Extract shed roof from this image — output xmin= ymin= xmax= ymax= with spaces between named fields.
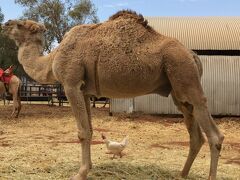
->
xmin=146 ymin=17 xmax=240 ymax=50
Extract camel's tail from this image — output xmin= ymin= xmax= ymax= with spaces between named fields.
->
xmin=192 ymin=51 xmax=203 ymax=78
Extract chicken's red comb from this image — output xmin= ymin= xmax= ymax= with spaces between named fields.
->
xmin=101 ymin=133 xmax=106 ymax=139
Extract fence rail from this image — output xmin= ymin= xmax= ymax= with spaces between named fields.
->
xmin=3 ymin=83 xmax=108 ymax=107
xmin=5 ymin=84 xmax=67 ymax=106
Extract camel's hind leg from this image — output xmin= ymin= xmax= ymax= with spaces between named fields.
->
xmin=172 ymin=93 xmax=205 ymax=177
xmin=165 ymin=52 xmax=224 ymax=179
xmin=172 ymin=90 xmax=224 ymax=179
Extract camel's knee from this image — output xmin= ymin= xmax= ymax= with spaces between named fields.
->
xmin=77 ymin=130 xmax=92 ymax=142
xmin=78 ymin=130 xmax=86 ymax=142
xmin=209 ymin=134 xmax=224 ymax=152
xmin=191 ymin=96 xmax=208 ymax=109
xmin=217 ymin=133 xmax=224 ymax=147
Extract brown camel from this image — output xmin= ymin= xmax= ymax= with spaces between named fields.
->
xmin=2 ymin=10 xmax=224 ymax=180
xmin=0 ymin=75 xmax=21 ymax=118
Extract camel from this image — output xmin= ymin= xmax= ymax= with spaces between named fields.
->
xmin=0 ymin=74 xmax=21 ymax=118
xmin=2 ymin=10 xmax=224 ymax=180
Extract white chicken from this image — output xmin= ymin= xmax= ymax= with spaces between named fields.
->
xmin=101 ymin=133 xmax=128 ymax=159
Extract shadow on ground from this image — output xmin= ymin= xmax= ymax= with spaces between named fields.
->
xmin=65 ymin=162 xmax=201 ymax=180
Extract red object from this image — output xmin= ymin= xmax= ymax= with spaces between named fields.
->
xmin=0 ymin=69 xmax=3 ymax=78
xmin=1 ymin=75 xmax=13 ymax=84
xmin=0 ymin=67 xmax=13 ymax=84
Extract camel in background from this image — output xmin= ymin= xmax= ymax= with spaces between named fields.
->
xmin=2 ymin=10 xmax=224 ymax=180
xmin=0 ymin=67 xmax=21 ymax=118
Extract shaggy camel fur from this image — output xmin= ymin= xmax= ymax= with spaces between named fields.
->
xmin=2 ymin=10 xmax=224 ymax=180
xmin=0 ymin=75 xmax=21 ymax=118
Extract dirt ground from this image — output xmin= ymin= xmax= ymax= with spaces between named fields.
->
xmin=0 ymin=102 xmax=239 ymax=180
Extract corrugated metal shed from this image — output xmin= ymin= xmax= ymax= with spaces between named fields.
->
xmin=146 ymin=17 xmax=240 ymax=50
xmin=110 ymin=17 xmax=240 ymax=115
xmin=110 ymin=56 xmax=240 ymax=115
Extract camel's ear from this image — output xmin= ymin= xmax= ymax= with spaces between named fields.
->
xmin=23 ymin=20 xmax=46 ymax=33
xmin=34 ymin=24 xmax=47 ymax=33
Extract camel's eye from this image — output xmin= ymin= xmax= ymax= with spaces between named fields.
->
xmin=17 ymin=23 xmax=23 ymax=28
xmin=5 ymin=21 xmax=11 ymax=26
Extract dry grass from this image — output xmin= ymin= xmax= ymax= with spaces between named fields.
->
xmin=0 ymin=103 xmax=239 ymax=180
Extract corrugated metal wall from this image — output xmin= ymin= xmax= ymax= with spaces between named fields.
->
xmin=110 ymin=56 xmax=240 ymax=115
xmin=110 ymin=98 xmax=134 ymax=113
xmin=146 ymin=17 xmax=240 ymax=50
xmin=201 ymin=56 xmax=240 ymax=115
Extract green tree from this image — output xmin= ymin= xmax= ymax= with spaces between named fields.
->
xmin=0 ymin=7 xmax=3 ymax=22
xmin=15 ymin=0 xmax=99 ymax=52
xmin=0 ymin=7 xmax=24 ymax=76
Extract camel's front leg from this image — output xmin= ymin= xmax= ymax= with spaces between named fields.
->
xmin=10 ymin=89 xmax=21 ymax=118
xmin=15 ymin=95 xmax=21 ymax=118
xmin=64 ymin=86 xmax=92 ymax=180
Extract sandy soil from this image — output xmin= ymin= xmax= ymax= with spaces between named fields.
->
xmin=0 ymin=103 xmax=239 ymax=180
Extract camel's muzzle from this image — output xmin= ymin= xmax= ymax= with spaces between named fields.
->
xmin=1 ymin=24 xmax=7 ymax=33
xmin=1 ymin=24 xmax=10 ymax=35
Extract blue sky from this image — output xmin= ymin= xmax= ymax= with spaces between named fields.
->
xmin=1 ymin=0 xmax=240 ymax=22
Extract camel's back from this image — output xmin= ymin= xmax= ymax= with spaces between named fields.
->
xmin=59 ymin=10 xmax=164 ymax=54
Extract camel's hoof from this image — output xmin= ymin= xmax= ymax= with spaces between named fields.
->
xmin=208 ymin=175 xmax=216 ymax=180
xmin=70 ymin=173 xmax=87 ymax=180
xmin=180 ymin=171 xmax=188 ymax=179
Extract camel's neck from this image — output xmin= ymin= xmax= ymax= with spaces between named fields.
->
xmin=18 ymin=42 xmax=57 ymax=84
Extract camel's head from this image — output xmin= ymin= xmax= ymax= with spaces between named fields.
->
xmin=2 ymin=19 xmax=46 ymax=46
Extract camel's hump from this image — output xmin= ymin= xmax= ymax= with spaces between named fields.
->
xmin=109 ymin=10 xmax=151 ymax=30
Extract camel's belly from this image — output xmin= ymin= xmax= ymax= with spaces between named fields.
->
xmin=100 ymin=85 xmax=157 ymax=98
xmin=100 ymin=88 xmax=154 ymax=98
xmin=98 ymin=71 xmax=161 ymax=98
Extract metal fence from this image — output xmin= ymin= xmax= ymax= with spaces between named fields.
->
xmin=4 ymin=84 xmax=67 ymax=106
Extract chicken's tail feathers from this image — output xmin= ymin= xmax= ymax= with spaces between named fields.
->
xmin=121 ymin=136 xmax=128 ymax=147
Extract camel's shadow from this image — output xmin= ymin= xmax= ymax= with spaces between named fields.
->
xmin=65 ymin=162 xmax=203 ymax=180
